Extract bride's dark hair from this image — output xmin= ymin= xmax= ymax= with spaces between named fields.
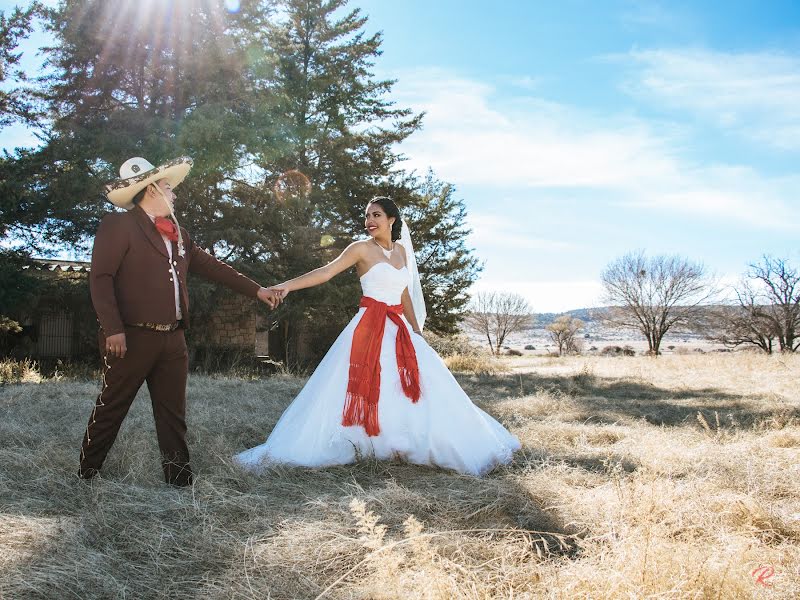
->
xmin=368 ymin=196 xmax=402 ymax=242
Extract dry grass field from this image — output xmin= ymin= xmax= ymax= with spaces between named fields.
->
xmin=1 ymin=353 xmax=798 ymax=599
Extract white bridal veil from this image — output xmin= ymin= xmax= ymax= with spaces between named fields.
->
xmin=398 ymin=219 xmax=427 ymax=331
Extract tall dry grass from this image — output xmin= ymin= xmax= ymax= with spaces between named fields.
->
xmin=0 ymin=354 xmax=798 ymax=598
xmin=0 ymin=358 xmax=43 ymax=384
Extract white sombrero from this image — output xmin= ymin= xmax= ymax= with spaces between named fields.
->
xmin=105 ymin=156 xmax=193 ymax=209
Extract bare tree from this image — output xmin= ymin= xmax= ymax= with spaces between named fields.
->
xmin=714 ymin=256 xmax=799 ymax=353
xmin=600 ymin=251 xmax=715 ymax=355
xmin=751 ymin=256 xmax=800 ymax=352
xmin=711 ymin=283 xmax=775 ymax=354
xmin=465 ymin=292 xmax=533 ymax=355
xmin=546 ymin=316 xmax=584 ymax=356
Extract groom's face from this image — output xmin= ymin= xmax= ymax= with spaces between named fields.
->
xmin=152 ymin=179 xmax=176 ymax=208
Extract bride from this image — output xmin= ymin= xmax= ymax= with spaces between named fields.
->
xmin=235 ymin=197 xmax=520 ymax=476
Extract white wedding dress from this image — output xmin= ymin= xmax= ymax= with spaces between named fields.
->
xmin=235 ymin=262 xmax=520 ymax=476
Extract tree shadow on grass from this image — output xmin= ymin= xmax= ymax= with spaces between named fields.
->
xmin=457 ymin=371 xmax=799 ymax=430
xmin=9 ymin=367 xmax=795 ymax=598
xmin=0 ymin=382 xmax=582 ymax=600
xmin=0 ymin=463 xmax=583 ymax=599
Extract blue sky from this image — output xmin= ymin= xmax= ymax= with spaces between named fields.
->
xmin=3 ymin=0 xmax=800 ymax=311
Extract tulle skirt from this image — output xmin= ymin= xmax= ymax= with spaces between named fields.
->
xmin=234 ymin=309 xmax=520 ymax=476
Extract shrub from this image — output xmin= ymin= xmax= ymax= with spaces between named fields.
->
xmin=0 ymin=358 xmax=42 ymax=384
xmin=444 ymin=353 xmax=509 ymax=375
xmin=423 ymin=332 xmax=482 ymax=358
xmin=524 ymin=344 xmax=535 ymax=350
xmin=506 ymin=349 xmax=522 ymax=356
xmin=0 ymin=316 xmax=22 ymax=335
xmin=44 ymin=359 xmax=100 ymax=380
xmin=572 ymin=363 xmax=596 ymax=386
xmin=600 ymin=345 xmax=636 ymax=357
xmin=568 ymin=338 xmax=585 ymax=355
xmin=190 ymin=346 xmax=287 ymax=378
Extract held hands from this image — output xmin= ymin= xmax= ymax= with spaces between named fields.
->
xmin=257 ymin=287 xmax=284 ymax=309
xmin=269 ymin=285 xmax=289 ymax=301
xmin=257 ymin=284 xmax=290 ymax=309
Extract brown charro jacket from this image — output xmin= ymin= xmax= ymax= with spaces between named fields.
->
xmin=90 ymin=205 xmax=261 ymax=335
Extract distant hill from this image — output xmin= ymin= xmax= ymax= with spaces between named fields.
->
xmin=461 ymin=305 xmax=724 ymax=348
xmin=531 ymin=306 xmax=723 ymax=332
xmin=533 ymin=307 xmax=609 ymax=326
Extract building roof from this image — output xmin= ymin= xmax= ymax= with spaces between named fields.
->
xmin=29 ymin=258 xmax=91 ymax=273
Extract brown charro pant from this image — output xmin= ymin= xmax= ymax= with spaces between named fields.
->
xmin=79 ymin=326 xmax=193 ymax=486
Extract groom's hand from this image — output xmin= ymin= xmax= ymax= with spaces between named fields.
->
xmin=257 ymin=287 xmax=282 ymax=309
xmin=105 ymin=333 xmax=127 ymax=358
xmin=268 ymin=286 xmax=289 ymax=302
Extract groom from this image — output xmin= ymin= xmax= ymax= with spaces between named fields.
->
xmin=79 ymin=156 xmax=280 ymax=486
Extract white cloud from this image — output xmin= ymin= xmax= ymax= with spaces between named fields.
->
xmin=396 ymin=70 xmax=678 ymax=189
xmin=392 ymin=67 xmax=800 ymax=231
xmin=386 ymin=66 xmax=799 ymax=311
xmin=623 ymin=48 xmax=800 ymax=149
xmin=623 ymin=165 xmax=800 ymax=230
xmin=621 ymin=2 xmax=673 ymax=27
xmin=466 ymin=213 xmax=576 ymax=252
xmin=504 ymin=75 xmax=543 ymax=91
xmin=618 ymin=0 xmax=694 ymax=31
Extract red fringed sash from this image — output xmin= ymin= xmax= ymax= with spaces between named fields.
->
xmin=344 ymin=296 xmax=421 ymax=436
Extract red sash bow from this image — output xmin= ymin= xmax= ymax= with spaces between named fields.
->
xmin=154 ymin=216 xmax=179 ymax=242
xmin=343 ymin=296 xmax=421 ymax=436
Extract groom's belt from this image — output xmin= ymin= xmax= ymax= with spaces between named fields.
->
xmin=128 ymin=321 xmax=182 ymax=332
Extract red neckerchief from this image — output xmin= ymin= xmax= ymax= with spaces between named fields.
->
xmin=154 ymin=216 xmax=178 ymax=242
xmin=343 ymin=296 xmax=421 ymax=436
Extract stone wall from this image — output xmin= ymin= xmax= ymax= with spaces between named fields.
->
xmin=206 ymin=294 xmax=259 ymax=352
xmin=254 ymin=311 xmax=270 ymax=356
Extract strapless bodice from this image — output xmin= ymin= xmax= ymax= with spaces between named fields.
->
xmin=359 ymin=262 xmax=410 ymax=305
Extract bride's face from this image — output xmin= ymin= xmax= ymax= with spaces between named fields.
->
xmin=364 ymin=203 xmax=394 ymax=239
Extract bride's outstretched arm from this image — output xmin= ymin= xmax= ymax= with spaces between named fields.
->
xmin=271 ymin=242 xmax=365 ymax=298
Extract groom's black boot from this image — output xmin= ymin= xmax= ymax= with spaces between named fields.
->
xmin=78 ymin=466 xmax=100 ymax=480
xmin=163 ymin=459 xmax=194 ymax=487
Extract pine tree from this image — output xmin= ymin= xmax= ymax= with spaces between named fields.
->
xmin=3 ymin=0 xmax=277 ymax=246
xmin=244 ymin=0 xmax=427 ymax=362
xmin=0 ymin=3 xmax=37 ymax=128
xmin=0 ymin=3 xmax=39 ymax=248
xmin=1 ymin=0 xmax=481 ymax=363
